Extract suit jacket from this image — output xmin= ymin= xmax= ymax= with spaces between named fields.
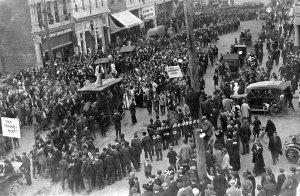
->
xmin=213 ymin=174 xmax=227 ymax=192
xmin=119 ymin=147 xmax=131 ymax=164
xmin=22 ymin=156 xmax=31 ymax=171
xmin=268 ymin=136 xmax=282 ymax=153
xmin=142 ymin=135 xmax=152 ymax=150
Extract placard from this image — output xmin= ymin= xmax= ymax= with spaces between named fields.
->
xmin=142 ymin=5 xmax=155 ymax=20
xmin=165 ymin=66 xmax=183 ymax=78
xmin=1 ymin=117 xmax=21 ymax=138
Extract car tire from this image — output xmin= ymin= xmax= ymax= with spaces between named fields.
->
xmin=285 ymin=148 xmax=299 ymax=164
xmin=8 ymin=181 xmax=21 ymax=196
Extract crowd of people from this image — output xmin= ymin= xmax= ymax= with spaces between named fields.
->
xmin=0 ymin=2 xmax=299 ymax=196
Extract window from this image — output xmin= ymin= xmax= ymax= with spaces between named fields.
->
xmin=95 ymin=0 xmax=98 ymax=8
xmin=82 ymin=0 xmax=85 ymax=10
xmin=110 ymin=0 xmax=114 ymax=4
xmin=101 ymin=0 xmax=104 ymax=6
xmin=36 ymin=3 xmax=43 ymax=28
xmin=62 ymin=0 xmax=67 ymax=15
xmin=54 ymin=1 xmax=59 ymax=22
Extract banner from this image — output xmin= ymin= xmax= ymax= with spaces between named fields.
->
xmin=1 ymin=117 xmax=21 ymax=138
xmin=165 ymin=66 xmax=183 ymax=78
xmin=157 ymin=119 xmax=201 ymax=131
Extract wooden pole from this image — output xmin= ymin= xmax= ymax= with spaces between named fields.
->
xmin=183 ymin=0 xmax=207 ymax=181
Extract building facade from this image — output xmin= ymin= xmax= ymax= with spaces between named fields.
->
xmin=28 ymin=0 xmax=110 ymax=66
xmin=0 ymin=0 xmax=36 ymax=73
xmin=294 ymin=0 xmax=300 ymax=49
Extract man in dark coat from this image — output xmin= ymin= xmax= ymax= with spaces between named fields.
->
xmin=141 ymin=132 xmax=153 ymax=162
xmin=58 ymin=155 xmax=69 ymax=190
xmin=93 ymin=155 xmax=105 ymax=189
xmin=21 ymin=152 xmax=32 ymax=186
xmin=240 ymin=118 xmax=251 ymax=155
xmin=104 ymin=153 xmax=115 ymax=185
xmin=131 ymin=134 xmax=142 ymax=169
xmin=112 ymin=110 xmax=122 ymax=139
xmin=268 ymin=132 xmax=282 ymax=165
xmin=119 ymin=143 xmax=132 ymax=176
xmin=265 ymin=118 xmax=276 ymax=138
xmin=213 ymin=168 xmax=228 ymax=196
xmin=47 ymin=151 xmax=58 ymax=184
xmin=111 ymin=145 xmax=122 ymax=180
xmin=81 ymin=155 xmax=92 ymax=192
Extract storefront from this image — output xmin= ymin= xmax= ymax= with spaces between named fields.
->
xmin=39 ymin=27 xmax=75 ymax=62
xmin=75 ymin=15 xmax=110 ymax=54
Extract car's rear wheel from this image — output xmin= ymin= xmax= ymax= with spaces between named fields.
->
xmin=8 ymin=181 xmax=20 ymax=196
xmin=285 ymin=148 xmax=299 ymax=164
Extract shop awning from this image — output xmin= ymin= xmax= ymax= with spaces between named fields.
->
xmin=109 ymin=11 xmax=142 ymax=33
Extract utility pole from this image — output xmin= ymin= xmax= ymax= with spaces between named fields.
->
xmin=183 ymin=0 xmax=207 ymax=182
xmin=42 ymin=0 xmax=54 ymax=67
xmin=0 ymin=38 xmax=6 ymax=74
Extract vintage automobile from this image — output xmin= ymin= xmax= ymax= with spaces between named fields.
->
xmin=78 ymin=77 xmax=125 ymax=125
xmin=0 ymin=161 xmax=23 ymax=196
xmin=231 ymin=81 xmax=291 ymax=116
xmin=284 ymin=135 xmax=300 ymax=164
xmin=222 ymin=54 xmax=240 ymax=78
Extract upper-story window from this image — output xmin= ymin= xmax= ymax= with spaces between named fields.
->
xmin=82 ymin=0 xmax=85 ymax=10
xmin=36 ymin=3 xmax=43 ymax=28
xmin=54 ymin=1 xmax=59 ymax=22
xmin=101 ymin=0 xmax=103 ymax=6
xmin=62 ymin=0 xmax=68 ymax=15
xmin=95 ymin=0 xmax=98 ymax=8
xmin=110 ymin=0 xmax=114 ymax=4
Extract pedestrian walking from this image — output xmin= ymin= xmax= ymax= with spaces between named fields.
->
xmin=129 ymin=100 xmax=137 ymax=125
xmin=268 ymin=132 xmax=282 ymax=165
xmin=252 ymin=139 xmax=265 ymax=176
xmin=21 ymin=152 xmax=32 ymax=186
xmin=112 ymin=110 xmax=122 ymax=140
xmin=167 ymin=146 xmax=177 ymax=171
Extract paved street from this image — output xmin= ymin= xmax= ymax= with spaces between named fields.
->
xmin=12 ymin=18 xmax=300 ymax=196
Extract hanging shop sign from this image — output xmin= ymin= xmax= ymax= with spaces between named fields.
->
xmin=43 ymin=28 xmax=73 ymax=39
xmin=142 ymin=5 xmax=156 ymax=20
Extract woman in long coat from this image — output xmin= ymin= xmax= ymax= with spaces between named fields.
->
xmin=129 ymin=100 xmax=137 ymax=125
xmin=252 ymin=139 xmax=265 ymax=176
xmin=230 ymin=136 xmax=241 ymax=171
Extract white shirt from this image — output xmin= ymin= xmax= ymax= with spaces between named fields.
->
xmin=221 ymin=153 xmax=230 ymax=169
xmin=241 ymin=103 xmax=250 ymax=118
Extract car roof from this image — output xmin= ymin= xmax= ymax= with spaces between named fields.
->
xmin=246 ymin=81 xmax=291 ymax=90
xmin=78 ymin=77 xmax=124 ymax=92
